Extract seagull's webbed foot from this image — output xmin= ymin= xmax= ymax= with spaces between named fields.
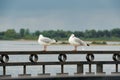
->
xmin=43 ymin=50 xmax=46 ymax=52
xmin=72 ymin=48 xmax=77 ymax=51
xmin=72 ymin=46 xmax=77 ymax=51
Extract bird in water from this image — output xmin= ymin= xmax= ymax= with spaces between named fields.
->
xmin=68 ymin=34 xmax=89 ymax=51
xmin=38 ymin=34 xmax=56 ymax=51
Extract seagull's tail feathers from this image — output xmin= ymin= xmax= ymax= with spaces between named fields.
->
xmin=51 ymin=39 xmax=57 ymax=44
xmin=87 ymin=44 xmax=90 ymax=46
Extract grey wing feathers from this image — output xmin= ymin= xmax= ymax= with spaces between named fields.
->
xmin=40 ymin=37 xmax=51 ymax=43
xmin=74 ymin=37 xmax=87 ymax=45
xmin=74 ymin=37 xmax=82 ymax=43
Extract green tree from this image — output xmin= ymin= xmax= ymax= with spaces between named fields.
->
xmin=0 ymin=32 xmax=5 ymax=39
xmin=84 ymin=30 xmax=97 ymax=38
xmin=90 ymin=30 xmax=97 ymax=38
xmin=4 ymin=29 xmax=18 ymax=39
xmin=96 ymin=30 xmax=104 ymax=38
xmin=1 ymin=28 xmax=120 ymax=40
xmin=25 ymin=29 xmax=30 ymax=35
xmin=103 ymin=30 xmax=111 ymax=37
xmin=74 ymin=31 xmax=84 ymax=38
xmin=55 ymin=30 xmax=67 ymax=38
xmin=84 ymin=30 xmax=92 ymax=38
xmin=111 ymin=28 xmax=120 ymax=37
xmin=19 ymin=28 xmax=25 ymax=37
xmin=34 ymin=30 xmax=41 ymax=36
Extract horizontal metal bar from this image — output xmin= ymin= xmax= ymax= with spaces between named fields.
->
xmin=0 ymin=61 xmax=120 ymax=66
xmin=0 ymin=51 xmax=120 ymax=55
xmin=1 ymin=74 xmax=120 ymax=80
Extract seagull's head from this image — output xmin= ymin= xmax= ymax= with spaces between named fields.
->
xmin=39 ymin=34 xmax=43 ymax=38
xmin=38 ymin=34 xmax=44 ymax=40
xmin=71 ymin=34 xmax=75 ymax=38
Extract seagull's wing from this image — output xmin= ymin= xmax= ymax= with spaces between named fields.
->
xmin=74 ymin=37 xmax=87 ymax=46
xmin=40 ymin=37 xmax=52 ymax=43
xmin=74 ymin=37 xmax=82 ymax=43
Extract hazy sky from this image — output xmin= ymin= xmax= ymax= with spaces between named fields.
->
xmin=0 ymin=0 xmax=120 ymax=32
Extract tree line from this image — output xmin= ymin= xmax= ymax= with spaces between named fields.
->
xmin=0 ymin=28 xmax=120 ymax=41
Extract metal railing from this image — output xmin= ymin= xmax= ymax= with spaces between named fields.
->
xmin=0 ymin=51 xmax=120 ymax=78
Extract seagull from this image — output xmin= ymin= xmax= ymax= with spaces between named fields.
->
xmin=38 ymin=34 xmax=56 ymax=51
xmin=68 ymin=34 xmax=89 ymax=51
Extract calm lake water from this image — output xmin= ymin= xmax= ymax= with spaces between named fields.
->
xmin=0 ymin=40 xmax=120 ymax=77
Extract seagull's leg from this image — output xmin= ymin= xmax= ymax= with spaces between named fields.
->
xmin=74 ymin=46 xmax=77 ymax=51
xmin=45 ymin=46 xmax=47 ymax=51
xmin=43 ymin=46 xmax=45 ymax=51
xmin=43 ymin=45 xmax=47 ymax=51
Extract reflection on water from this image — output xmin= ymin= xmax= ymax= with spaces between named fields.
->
xmin=0 ymin=41 xmax=120 ymax=77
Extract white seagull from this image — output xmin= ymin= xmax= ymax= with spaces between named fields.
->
xmin=68 ymin=34 xmax=89 ymax=51
xmin=38 ymin=34 xmax=56 ymax=51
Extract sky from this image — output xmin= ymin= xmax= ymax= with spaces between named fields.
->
xmin=0 ymin=0 xmax=120 ymax=32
